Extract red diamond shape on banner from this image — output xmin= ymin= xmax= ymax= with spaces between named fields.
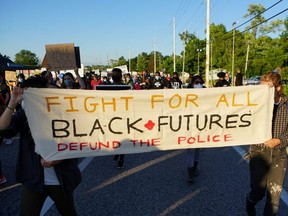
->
xmin=144 ymin=120 xmax=155 ymax=130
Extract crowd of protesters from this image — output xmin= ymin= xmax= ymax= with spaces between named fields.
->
xmin=0 ymin=67 xmax=287 ymax=216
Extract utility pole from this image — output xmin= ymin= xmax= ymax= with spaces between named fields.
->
xmin=154 ymin=37 xmax=156 ymax=72
xmin=197 ymin=48 xmax=203 ymax=74
xmin=210 ymin=39 xmax=213 ymax=71
xmin=245 ymin=41 xmax=250 ymax=79
xmin=210 ymin=39 xmax=213 ymax=86
xmin=129 ymin=47 xmax=131 ymax=72
xmin=182 ymin=30 xmax=187 ymax=82
xmin=232 ymin=21 xmax=237 ymax=86
xmin=205 ymin=0 xmax=210 ymax=87
xmin=173 ymin=17 xmax=176 ymax=72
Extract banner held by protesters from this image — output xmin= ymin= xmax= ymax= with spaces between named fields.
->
xmin=23 ymin=85 xmax=274 ymax=161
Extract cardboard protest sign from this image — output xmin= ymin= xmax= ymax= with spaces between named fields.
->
xmin=23 ymin=85 xmax=274 ymax=161
xmin=5 ymin=71 xmax=17 ymax=81
xmin=74 ymin=46 xmax=81 ymax=68
xmin=45 ymin=43 xmax=79 ymax=71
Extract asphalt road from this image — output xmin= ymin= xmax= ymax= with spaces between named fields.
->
xmin=0 ymin=137 xmax=287 ymax=216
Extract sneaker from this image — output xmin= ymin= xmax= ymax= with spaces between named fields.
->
xmin=117 ymin=159 xmax=125 ymax=169
xmin=5 ymin=138 xmax=13 ymax=145
xmin=0 ymin=176 xmax=7 ymax=185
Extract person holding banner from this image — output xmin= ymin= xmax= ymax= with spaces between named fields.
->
xmin=186 ymin=74 xmax=205 ymax=182
xmin=246 ymin=72 xmax=288 ymax=216
xmin=61 ymin=69 xmax=86 ymax=89
xmin=0 ymin=76 xmax=81 ymax=216
xmin=110 ymin=68 xmax=127 ymax=169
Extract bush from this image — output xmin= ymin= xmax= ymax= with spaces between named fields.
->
xmin=283 ymin=85 xmax=288 ymax=96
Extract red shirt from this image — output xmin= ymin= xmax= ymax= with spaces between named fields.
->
xmin=91 ymin=79 xmax=102 ymax=89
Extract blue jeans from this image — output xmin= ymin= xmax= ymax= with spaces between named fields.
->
xmin=187 ymin=149 xmax=200 ymax=168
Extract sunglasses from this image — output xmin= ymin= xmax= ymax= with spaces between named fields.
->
xmin=194 ymin=81 xmax=203 ymax=85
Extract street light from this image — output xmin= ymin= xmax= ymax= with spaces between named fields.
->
xmin=244 ymin=41 xmax=251 ymax=79
xmin=197 ymin=48 xmax=203 ymax=74
xmin=232 ymin=21 xmax=238 ymax=86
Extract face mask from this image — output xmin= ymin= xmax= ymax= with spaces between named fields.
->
xmin=194 ymin=84 xmax=203 ymax=88
xmin=18 ymin=78 xmax=23 ymax=83
xmin=155 ymin=76 xmax=160 ymax=80
xmin=64 ymin=80 xmax=74 ymax=87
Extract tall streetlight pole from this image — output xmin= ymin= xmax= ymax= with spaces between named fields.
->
xmin=154 ymin=37 xmax=156 ymax=72
xmin=128 ymin=47 xmax=131 ymax=72
xmin=245 ymin=41 xmax=251 ymax=79
xmin=205 ymin=0 xmax=210 ymax=87
xmin=197 ymin=48 xmax=203 ymax=74
xmin=232 ymin=21 xmax=237 ymax=86
xmin=182 ymin=30 xmax=187 ymax=83
xmin=173 ymin=17 xmax=176 ymax=72
xmin=210 ymin=39 xmax=213 ymax=86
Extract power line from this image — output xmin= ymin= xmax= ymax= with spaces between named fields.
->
xmin=228 ymin=0 xmax=283 ymax=33
xmin=239 ymin=7 xmax=288 ymax=35
xmin=183 ymin=0 xmax=205 ymax=31
xmin=218 ymin=7 xmax=288 ymax=42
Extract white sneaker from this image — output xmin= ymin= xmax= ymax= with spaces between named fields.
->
xmin=5 ymin=139 xmax=13 ymax=145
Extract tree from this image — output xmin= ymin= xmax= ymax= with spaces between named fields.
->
xmin=136 ymin=52 xmax=149 ymax=72
xmin=243 ymin=4 xmax=266 ymax=38
xmin=183 ymin=32 xmax=204 ymax=74
xmin=280 ymin=16 xmax=288 ymax=75
xmin=281 ymin=16 xmax=288 ymax=38
xmin=14 ymin=50 xmax=40 ymax=66
xmin=161 ymin=55 xmax=174 ymax=74
xmin=129 ymin=56 xmax=138 ymax=72
xmin=209 ymin=24 xmax=229 ymax=70
xmin=117 ymin=56 xmax=128 ymax=66
xmin=244 ymin=4 xmax=283 ymax=38
xmin=0 ymin=53 xmax=10 ymax=59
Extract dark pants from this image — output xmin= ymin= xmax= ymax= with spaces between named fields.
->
xmin=20 ymin=185 xmax=77 ymax=216
xmin=247 ymin=146 xmax=287 ymax=215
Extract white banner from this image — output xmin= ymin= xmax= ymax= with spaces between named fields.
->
xmin=23 ymin=85 xmax=274 ymax=160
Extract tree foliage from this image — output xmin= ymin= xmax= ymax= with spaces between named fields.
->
xmin=14 ymin=50 xmax=40 ymax=66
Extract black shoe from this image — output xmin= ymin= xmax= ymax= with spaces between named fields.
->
xmin=193 ymin=167 xmax=200 ymax=177
xmin=187 ymin=167 xmax=194 ymax=183
xmin=117 ymin=159 xmax=125 ymax=169
xmin=246 ymin=194 xmax=256 ymax=216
